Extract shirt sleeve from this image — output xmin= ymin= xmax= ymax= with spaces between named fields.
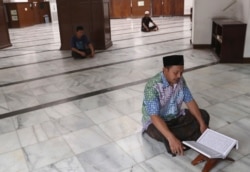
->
xmin=143 ymin=84 xmax=160 ymax=116
xmin=182 ymin=79 xmax=193 ymax=103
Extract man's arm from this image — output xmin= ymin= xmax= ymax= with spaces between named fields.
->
xmin=186 ymin=100 xmax=208 ymax=133
xmin=88 ymin=43 xmax=95 ymax=57
xmin=71 ymin=47 xmax=85 ymax=56
xmin=151 ymin=115 xmax=184 ymax=155
xmin=152 ymin=21 xmax=158 ymax=29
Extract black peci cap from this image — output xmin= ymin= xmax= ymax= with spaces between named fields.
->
xmin=163 ymin=55 xmax=184 ymax=67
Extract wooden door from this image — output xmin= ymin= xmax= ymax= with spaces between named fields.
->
xmin=162 ymin=0 xmax=173 ymax=16
xmin=174 ymin=0 xmax=184 ymax=16
xmin=152 ymin=0 xmax=162 ymax=17
xmin=110 ymin=0 xmax=131 ymax=18
xmin=162 ymin=0 xmax=184 ymax=16
xmin=32 ymin=2 xmax=40 ymax=24
xmin=131 ymin=0 xmax=151 ymax=18
xmin=37 ymin=2 xmax=51 ymax=23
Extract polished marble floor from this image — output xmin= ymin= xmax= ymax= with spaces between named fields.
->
xmin=0 ymin=16 xmax=249 ymax=172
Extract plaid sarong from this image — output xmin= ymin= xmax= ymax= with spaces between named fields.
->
xmin=144 ymin=109 xmax=210 ymax=156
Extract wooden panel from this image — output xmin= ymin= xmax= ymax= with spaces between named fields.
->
xmin=174 ymin=0 xmax=184 ymax=16
xmin=92 ymin=0 xmax=105 ymax=49
xmin=162 ymin=0 xmax=183 ymax=16
xmin=70 ymin=0 xmax=92 ymax=38
xmin=152 ymin=0 xmax=162 ymax=17
xmin=17 ymin=3 xmax=35 ymax=27
xmin=162 ymin=0 xmax=173 ymax=16
xmin=32 ymin=2 xmax=40 ymax=24
xmin=110 ymin=0 xmax=131 ymax=18
xmin=56 ymin=0 xmax=72 ymax=50
xmin=0 ymin=1 xmax=11 ymax=49
xmin=131 ymin=0 xmax=151 ymax=18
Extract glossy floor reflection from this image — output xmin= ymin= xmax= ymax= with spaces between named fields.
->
xmin=0 ymin=17 xmax=249 ymax=172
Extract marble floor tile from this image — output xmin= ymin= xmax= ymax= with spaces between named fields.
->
xmin=217 ymin=117 xmax=250 ymax=156
xmin=139 ymin=153 xmax=200 ymax=172
xmin=197 ymin=87 xmax=242 ymax=104
xmin=5 ymin=89 xmax=39 ymax=103
xmin=17 ymin=126 xmax=39 ymax=147
xmin=23 ymin=137 xmax=73 ymax=170
xmin=44 ymin=102 xmax=82 ymax=119
xmin=0 ymin=117 xmax=15 ymax=134
xmin=98 ymin=116 xmax=141 ymax=141
xmin=36 ymin=91 xmax=68 ymax=104
xmin=220 ymin=78 xmax=250 ymax=94
xmin=0 ymin=102 xmax=10 ymax=114
xmin=77 ymin=142 xmax=136 ymax=172
xmin=206 ymin=102 xmax=248 ymax=123
xmin=0 ymin=149 xmax=29 ymax=172
xmin=0 ymin=131 xmax=21 ymax=154
xmin=12 ymin=109 xmax=50 ymax=129
xmin=52 ymin=112 xmax=94 ymax=134
xmin=221 ymin=155 xmax=250 ymax=172
xmin=110 ymin=96 xmax=143 ymax=116
xmin=116 ymin=133 xmax=166 ymax=163
xmin=63 ymin=126 xmax=111 ymax=154
xmin=85 ymin=105 xmax=123 ymax=124
xmin=73 ymin=94 xmax=111 ymax=111
xmin=32 ymin=156 xmax=86 ymax=172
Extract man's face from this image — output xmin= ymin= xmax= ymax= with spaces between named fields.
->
xmin=76 ymin=30 xmax=84 ymax=38
xmin=163 ymin=65 xmax=184 ymax=85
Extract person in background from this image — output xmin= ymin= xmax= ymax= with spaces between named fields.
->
xmin=141 ymin=11 xmax=159 ymax=32
xmin=142 ymin=55 xmax=209 ymax=156
xmin=71 ymin=26 xmax=94 ymax=59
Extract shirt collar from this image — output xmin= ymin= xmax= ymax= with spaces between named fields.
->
xmin=161 ymin=71 xmax=170 ymax=87
xmin=160 ymin=71 xmax=178 ymax=89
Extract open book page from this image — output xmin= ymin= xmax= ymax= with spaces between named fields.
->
xmin=183 ymin=129 xmax=238 ymax=159
xmin=182 ymin=141 xmax=222 ymax=158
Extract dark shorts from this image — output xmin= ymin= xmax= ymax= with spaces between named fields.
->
xmin=143 ymin=109 xmax=210 ymax=156
xmin=71 ymin=48 xmax=92 ymax=58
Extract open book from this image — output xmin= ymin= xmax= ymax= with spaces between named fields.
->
xmin=182 ymin=129 xmax=238 ymax=159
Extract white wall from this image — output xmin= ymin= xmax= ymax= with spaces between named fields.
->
xmin=48 ymin=0 xmax=58 ymax=22
xmin=184 ymin=0 xmax=193 ymax=15
xmin=192 ymin=0 xmax=236 ymax=45
xmin=235 ymin=0 xmax=250 ymax=57
xmin=192 ymin=0 xmax=250 ymax=58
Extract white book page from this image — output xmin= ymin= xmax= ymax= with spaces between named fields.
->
xmin=197 ymin=129 xmax=237 ymax=158
xmin=182 ymin=141 xmax=222 ymax=158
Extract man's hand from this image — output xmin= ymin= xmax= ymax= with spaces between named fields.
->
xmin=168 ymin=135 xmax=185 ymax=156
xmin=200 ymin=123 xmax=208 ymax=133
xmin=90 ymin=51 xmax=95 ymax=57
